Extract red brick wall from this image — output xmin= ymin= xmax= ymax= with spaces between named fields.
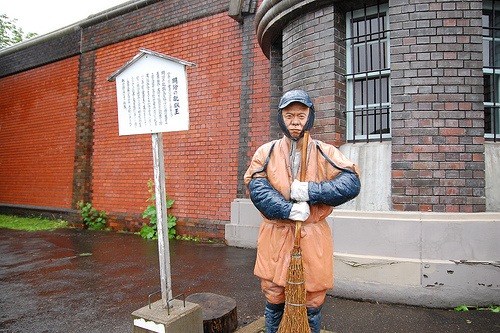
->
xmin=91 ymin=13 xmax=263 ymax=238
xmin=0 ymin=3 xmax=271 ymax=239
xmin=0 ymin=57 xmax=79 ymax=208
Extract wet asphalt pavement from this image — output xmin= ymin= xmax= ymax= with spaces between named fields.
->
xmin=1 ymin=227 xmax=499 ymax=333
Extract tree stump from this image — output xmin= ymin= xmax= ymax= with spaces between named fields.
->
xmin=185 ymin=293 xmax=237 ymax=333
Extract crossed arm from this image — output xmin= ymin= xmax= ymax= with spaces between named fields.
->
xmin=248 ymin=172 xmax=361 ymax=220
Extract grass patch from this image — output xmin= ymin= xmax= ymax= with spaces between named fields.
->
xmin=0 ymin=214 xmax=69 ymax=231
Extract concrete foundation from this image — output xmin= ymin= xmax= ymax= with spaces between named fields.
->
xmin=226 ymin=201 xmax=500 ymax=308
xmin=337 ymin=141 xmax=392 ymax=212
xmin=132 ymin=299 xmax=203 ymax=333
xmin=485 ymin=142 xmax=500 ymax=211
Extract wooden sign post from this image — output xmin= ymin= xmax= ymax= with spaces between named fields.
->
xmin=108 ymin=48 xmax=196 ymax=307
xmin=152 ymin=131 xmax=172 ymax=303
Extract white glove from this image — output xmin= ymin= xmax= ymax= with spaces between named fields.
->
xmin=288 ymin=201 xmax=310 ymax=221
xmin=290 ymin=179 xmax=310 ymax=202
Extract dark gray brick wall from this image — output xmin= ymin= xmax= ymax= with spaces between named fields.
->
xmin=0 ymin=31 xmax=81 ymax=78
xmin=390 ymin=0 xmax=485 ymax=212
xmin=81 ymin=0 xmax=229 ymax=52
xmin=0 ymin=0 xmax=229 ymax=78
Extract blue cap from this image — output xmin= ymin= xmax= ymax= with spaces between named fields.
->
xmin=278 ymin=89 xmax=314 ymax=110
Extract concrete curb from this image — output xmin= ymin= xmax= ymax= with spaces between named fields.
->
xmin=235 ymin=317 xmax=265 ymax=333
xmin=235 ymin=317 xmax=335 ymax=333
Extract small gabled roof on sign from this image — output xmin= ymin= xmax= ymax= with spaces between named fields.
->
xmin=107 ymin=48 xmax=196 ymax=82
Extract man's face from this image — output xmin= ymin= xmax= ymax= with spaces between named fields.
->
xmin=282 ymin=102 xmax=310 ymax=138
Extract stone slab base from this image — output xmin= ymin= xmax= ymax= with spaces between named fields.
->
xmin=132 ymin=299 xmax=203 ymax=333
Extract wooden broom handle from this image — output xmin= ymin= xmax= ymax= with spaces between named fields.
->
xmin=299 ymin=131 xmax=309 ymax=182
xmin=295 ymin=131 xmax=309 ymax=248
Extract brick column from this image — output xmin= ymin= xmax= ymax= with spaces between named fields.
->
xmin=237 ymin=14 xmax=255 ymax=198
xmin=269 ymin=39 xmax=283 ymax=141
xmin=72 ymin=51 xmax=96 ymax=210
xmin=390 ymin=0 xmax=485 ymax=212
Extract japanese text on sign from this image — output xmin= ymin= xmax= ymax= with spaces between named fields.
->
xmin=120 ymin=72 xmax=180 ymax=130
xmin=111 ymin=51 xmax=191 ymax=136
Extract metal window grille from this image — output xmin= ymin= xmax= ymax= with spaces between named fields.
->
xmin=484 ymin=0 xmax=500 ymax=142
xmin=345 ymin=3 xmax=391 ymax=143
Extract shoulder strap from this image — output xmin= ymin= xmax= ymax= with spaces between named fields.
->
xmin=251 ymin=140 xmax=278 ymax=179
xmin=315 ymin=140 xmax=355 ymax=174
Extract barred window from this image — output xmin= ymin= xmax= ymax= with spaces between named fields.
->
xmin=346 ymin=4 xmax=390 ymax=142
xmin=484 ymin=0 xmax=500 ymax=141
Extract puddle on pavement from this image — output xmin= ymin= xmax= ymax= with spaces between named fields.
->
xmin=0 ymin=228 xmax=263 ymax=332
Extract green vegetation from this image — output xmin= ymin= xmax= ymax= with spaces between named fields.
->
xmin=78 ymin=202 xmax=107 ymax=230
xmin=0 ymin=14 xmax=37 ymax=49
xmin=176 ymin=234 xmax=200 ymax=242
xmin=140 ymin=178 xmax=177 ymax=240
xmin=0 ymin=214 xmax=68 ymax=231
xmin=454 ymin=304 xmax=500 ymax=312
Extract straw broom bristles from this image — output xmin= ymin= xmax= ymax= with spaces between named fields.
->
xmin=276 ymin=243 xmax=311 ymax=333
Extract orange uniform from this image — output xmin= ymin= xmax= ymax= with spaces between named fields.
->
xmin=244 ymin=135 xmax=360 ymax=306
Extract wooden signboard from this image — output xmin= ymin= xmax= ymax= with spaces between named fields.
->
xmin=108 ymin=49 xmax=195 ymax=307
xmin=108 ymin=48 xmax=194 ymax=136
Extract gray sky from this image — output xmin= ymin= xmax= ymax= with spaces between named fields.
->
xmin=3 ymin=0 xmax=129 ymax=36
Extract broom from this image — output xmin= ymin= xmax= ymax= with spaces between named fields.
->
xmin=277 ymin=131 xmax=311 ymax=333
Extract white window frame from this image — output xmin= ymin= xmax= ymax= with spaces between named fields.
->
xmin=346 ymin=4 xmax=391 ymax=142
xmin=483 ymin=0 xmax=500 ymax=141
